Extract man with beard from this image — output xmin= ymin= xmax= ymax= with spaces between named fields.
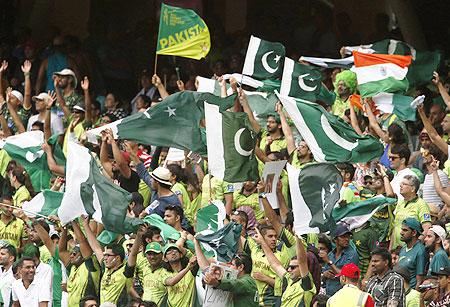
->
xmin=233 ymin=181 xmax=264 ymax=221
xmin=0 ymin=196 xmax=25 ymax=249
xmin=163 ymin=244 xmax=198 ymax=307
xmin=259 ymin=113 xmax=286 ymax=155
xmin=12 ymin=257 xmax=51 ymax=306
xmin=366 ymin=248 xmax=405 ymax=306
xmin=424 ymin=225 xmax=450 ymax=276
xmin=319 ymin=224 xmax=359 ymax=296
xmin=331 ymin=70 xmax=357 ymax=118
xmin=61 ymin=220 xmax=101 ymax=307
xmin=398 ymin=218 xmax=426 ymax=289
xmin=52 ymin=68 xmax=82 ymax=111
xmin=0 ymin=243 xmax=17 ymax=307
xmin=100 ymin=128 xmax=140 ymax=193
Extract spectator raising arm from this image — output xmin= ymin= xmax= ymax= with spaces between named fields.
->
xmin=238 ymin=89 xmax=261 ymax=134
xmin=44 ymin=91 xmax=57 ymax=141
xmin=54 ymin=76 xmax=71 ymax=120
xmin=276 ymin=101 xmax=296 ymax=155
xmin=364 ymin=99 xmax=389 ymax=143
xmin=432 ymin=72 xmax=450 ymax=108
xmin=21 ymin=60 xmax=32 ymax=111
xmin=152 ymin=74 xmax=169 ymax=99
xmin=6 ymin=87 xmax=26 ymax=133
xmin=82 ymin=216 xmax=105 ymax=263
xmin=81 ymin=77 xmax=92 ymax=124
xmin=164 ymin=256 xmax=198 ymax=286
xmin=417 ymin=103 xmax=448 ymax=155
xmin=252 ymin=228 xmax=286 ymax=278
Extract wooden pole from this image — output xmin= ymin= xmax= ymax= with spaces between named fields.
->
xmin=154 ymin=54 xmax=158 ymax=75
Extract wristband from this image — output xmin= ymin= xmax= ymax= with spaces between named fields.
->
xmin=259 ymin=192 xmax=267 ymax=199
xmin=24 ymin=72 xmax=30 ymax=77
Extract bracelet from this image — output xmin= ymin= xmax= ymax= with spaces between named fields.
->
xmin=24 ymin=72 xmax=30 ymax=77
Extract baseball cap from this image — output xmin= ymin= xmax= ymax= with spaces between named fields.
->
xmin=402 ymin=218 xmax=423 ymax=234
xmin=163 ymin=243 xmax=181 ymax=256
xmin=337 ymin=263 xmax=360 ymax=279
xmin=433 ymin=266 xmax=450 ymax=276
xmin=145 ymin=242 xmax=162 ymax=254
xmin=333 ymin=224 xmax=351 ymax=238
xmin=72 ymin=102 xmax=85 ymax=113
xmin=32 ymin=92 xmax=50 ymax=102
xmin=10 ymin=90 xmax=23 ymax=103
xmin=53 ymin=69 xmax=77 ymax=88
xmin=429 ymin=225 xmax=447 ymax=246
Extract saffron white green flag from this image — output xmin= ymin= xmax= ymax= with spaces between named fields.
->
xmin=204 ymin=102 xmax=259 ymax=183
xmin=0 ymin=130 xmax=51 ymax=191
xmin=22 ymin=189 xmax=63 ymax=218
xmin=58 ymin=142 xmax=143 ymax=233
xmin=332 ymin=196 xmax=397 ymax=231
xmin=242 ymin=35 xmax=285 ymax=80
xmin=353 ymin=51 xmax=412 ymax=97
xmin=278 ymin=94 xmax=384 ymax=163
xmin=287 ymin=163 xmax=342 ymax=234
xmin=281 ymin=57 xmax=322 ymax=101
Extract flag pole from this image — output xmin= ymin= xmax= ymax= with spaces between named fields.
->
xmin=0 ymin=202 xmax=50 ymax=220
xmin=154 ymin=54 xmax=158 ymax=75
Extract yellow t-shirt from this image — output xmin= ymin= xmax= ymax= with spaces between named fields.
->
xmin=12 ymin=185 xmax=31 ymax=208
xmin=142 ymin=265 xmax=171 ymax=305
xmin=0 ymin=216 xmax=25 ymax=248
xmin=165 ymin=269 xmax=197 ymax=307
xmin=233 ymin=190 xmax=265 ymax=220
xmin=100 ymin=263 xmax=134 ymax=305
xmin=201 ymin=174 xmax=234 ymax=207
xmin=63 ymin=119 xmax=86 ymax=155
xmin=67 ymin=256 xmax=101 ymax=307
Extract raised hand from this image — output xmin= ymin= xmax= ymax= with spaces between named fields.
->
xmin=5 ymin=87 xmax=12 ymax=102
xmin=275 ymin=101 xmax=283 ymax=114
xmin=152 ymin=74 xmax=162 ymax=87
xmin=80 ymin=76 xmax=89 ymax=91
xmin=47 ymin=90 xmax=56 ymax=109
xmin=21 ymin=60 xmax=32 ymax=74
xmin=176 ymin=80 xmax=185 ymax=91
xmin=0 ymin=60 xmax=8 ymax=73
xmin=432 ymin=71 xmax=441 ymax=86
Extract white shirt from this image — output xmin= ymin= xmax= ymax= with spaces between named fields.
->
xmin=27 ymin=113 xmax=64 ymax=135
xmin=423 ymin=170 xmax=448 ymax=209
xmin=390 ymin=167 xmax=418 ymax=200
xmin=0 ymin=265 xmax=15 ymax=307
xmin=12 ymin=277 xmax=52 ymax=306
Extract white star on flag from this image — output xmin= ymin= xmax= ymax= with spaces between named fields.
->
xmin=164 ymin=106 xmax=176 ymax=117
xmin=274 ymin=54 xmax=281 ymax=63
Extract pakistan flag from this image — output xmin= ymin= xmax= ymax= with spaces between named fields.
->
xmin=204 ymin=102 xmax=259 ymax=183
xmin=242 ymin=35 xmax=285 ymax=80
xmin=280 ymin=57 xmax=322 ymax=101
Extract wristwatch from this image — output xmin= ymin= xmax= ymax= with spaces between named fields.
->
xmin=259 ymin=192 xmax=267 ymax=199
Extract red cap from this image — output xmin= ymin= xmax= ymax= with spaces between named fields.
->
xmin=337 ymin=263 xmax=360 ymax=279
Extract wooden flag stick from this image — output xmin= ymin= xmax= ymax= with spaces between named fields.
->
xmin=154 ymin=54 xmax=158 ymax=75
xmin=0 ymin=202 xmax=50 ymax=219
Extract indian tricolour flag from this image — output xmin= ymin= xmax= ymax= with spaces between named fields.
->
xmin=58 ymin=142 xmax=142 ymax=234
xmin=353 ymin=51 xmax=412 ymax=97
xmin=204 ymin=102 xmax=259 ymax=183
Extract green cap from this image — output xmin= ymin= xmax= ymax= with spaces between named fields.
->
xmin=163 ymin=243 xmax=181 ymax=255
xmin=145 ymin=242 xmax=162 ymax=254
xmin=402 ymin=217 xmax=422 ymax=234
xmin=167 ymin=232 xmax=180 ymax=241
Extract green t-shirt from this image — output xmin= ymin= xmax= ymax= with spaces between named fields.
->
xmin=49 ymin=247 xmax=63 ymax=307
xmin=2 ymin=104 xmax=32 ymax=135
xmin=233 ymin=191 xmax=265 ymax=220
xmin=398 ymin=241 xmax=426 ymax=288
xmin=280 ymin=272 xmax=316 ymax=307
xmin=100 ymin=263 xmax=134 ymax=305
xmin=0 ymin=216 xmax=25 ymax=248
xmin=392 ymin=197 xmax=431 ymax=249
xmin=218 ymin=274 xmax=259 ymax=307
xmin=67 ymin=256 xmax=101 ymax=307
xmin=248 ymin=228 xmax=296 ymax=306
xmin=352 ymin=224 xmax=379 ymax=277
xmin=428 ymin=248 xmax=450 ymax=276
xmin=165 ymin=269 xmax=197 ymax=307
xmin=201 ymin=174 xmax=234 ymax=207
xmin=142 ymin=265 xmax=171 ymax=305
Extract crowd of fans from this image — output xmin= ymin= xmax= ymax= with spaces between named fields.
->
xmin=0 ymin=6 xmax=449 ymax=307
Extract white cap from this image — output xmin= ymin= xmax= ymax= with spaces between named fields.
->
xmin=429 ymin=225 xmax=447 ymax=246
xmin=10 ymin=90 xmax=23 ymax=103
xmin=53 ymin=68 xmax=77 ymax=88
xmin=32 ymin=92 xmax=51 ymax=103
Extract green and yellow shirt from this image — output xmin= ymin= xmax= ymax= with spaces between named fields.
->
xmin=280 ymin=272 xmax=316 ymax=307
xmin=12 ymin=185 xmax=31 ymax=208
xmin=0 ymin=216 xmax=25 ymax=248
xmin=142 ymin=265 xmax=170 ymax=305
xmin=67 ymin=256 xmax=101 ymax=307
xmin=233 ymin=191 xmax=265 ymax=221
xmin=164 ymin=269 xmax=197 ymax=307
xmin=201 ymin=174 xmax=234 ymax=207
xmin=100 ymin=263 xmax=134 ymax=305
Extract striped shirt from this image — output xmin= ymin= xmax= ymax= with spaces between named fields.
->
xmin=422 ymin=170 xmax=448 ymax=210
xmin=366 ymin=270 xmax=405 ymax=307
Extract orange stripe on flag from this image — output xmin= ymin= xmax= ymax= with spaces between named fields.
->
xmin=349 ymin=94 xmax=380 ymax=115
xmin=353 ymin=51 xmax=412 ymax=68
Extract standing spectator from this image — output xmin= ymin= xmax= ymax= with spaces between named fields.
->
xmin=102 ymin=92 xmax=128 ymax=120
xmin=327 ymin=263 xmax=374 ymax=307
xmin=12 ymin=257 xmax=52 ymax=306
xmin=319 ymin=224 xmax=359 ymax=296
xmin=130 ymin=70 xmax=156 ymax=114
xmin=366 ymin=248 xmax=405 ymax=307
xmin=424 ymin=225 xmax=450 ymax=276
xmin=398 ymin=218 xmax=427 ymax=289
xmin=28 ymin=92 xmax=64 ymax=136
xmin=0 ymin=196 xmax=25 ymax=248
xmin=331 ymin=70 xmax=357 ymax=118
xmin=393 ymin=265 xmax=421 ymax=307
xmin=53 ymin=68 xmax=82 ymax=112
xmin=389 ymin=144 xmax=417 ymax=200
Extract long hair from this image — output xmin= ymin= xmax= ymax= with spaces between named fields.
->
xmin=11 ymin=166 xmax=35 ymax=197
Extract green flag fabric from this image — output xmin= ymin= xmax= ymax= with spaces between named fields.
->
xmin=372 ymin=93 xmax=417 ymax=122
xmin=332 ymin=196 xmax=397 ymax=231
xmin=156 ymin=3 xmax=210 ymax=60
xmin=280 ymin=57 xmax=322 ymax=101
xmin=195 ymin=201 xmax=226 ymax=234
xmin=245 ymin=92 xmax=278 ymax=127
xmin=242 ymin=35 xmax=285 ymax=80
xmin=86 ymin=91 xmax=237 ymax=156
xmin=196 ymin=221 xmax=242 ymax=262
xmin=58 ymin=142 xmax=142 ymax=234
xmin=278 ymin=94 xmax=384 ymax=163
xmin=204 ymin=102 xmax=259 ymax=183
xmin=0 ymin=130 xmax=51 ymax=191
xmin=22 ymin=189 xmax=63 ymax=217
xmin=287 ymin=163 xmax=343 ymax=234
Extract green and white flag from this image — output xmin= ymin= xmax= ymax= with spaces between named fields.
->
xmin=344 ymin=39 xmax=415 ymax=56
xmin=242 ymin=35 xmax=285 ymax=80
xmin=204 ymin=102 xmax=259 ymax=183
xmin=22 ymin=189 xmax=63 ymax=218
xmin=278 ymin=94 xmax=384 ymax=163
xmin=332 ymin=196 xmax=397 ymax=231
xmin=245 ymin=91 xmax=278 ymax=127
xmin=372 ymin=93 xmax=417 ymax=121
xmin=287 ymin=163 xmax=342 ymax=234
xmin=0 ymin=130 xmax=51 ymax=191
xmin=281 ymin=57 xmax=322 ymax=101
xmin=299 ymin=55 xmax=354 ymax=69
xmin=86 ymin=91 xmax=237 ymax=156
xmin=196 ymin=200 xmax=226 ymax=234
xmin=58 ymin=142 xmax=143 ymax=234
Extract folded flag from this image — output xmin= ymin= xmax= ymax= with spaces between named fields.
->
xmin=299 ymin=55 xmax=354 ymax=69
xmin=195 ymin=76 xmax=232 ymax=96
xmin=287 ymin=163 xmax=342 ymax=235
xmin=353 ymin=51 xmax=412 ymax=97
xmin=86 ymin=91 xmax=237 ymax=156
xmin=278 ymin=94 xmax=384 ymax=163
xmin=58 ymin=142 xmax=142 ymax=234
xmin=22 ymin=189 xmax=63 ymax=218
xmin=196 ymin=221 xmax=242 ymax=262
xmin=196 ymin=200 xmax=226 ymax=234
xmin=204 ymin=101 xmax=259 ymax=182
xmin=332 ymin=196 xmax=397 ymax=231
xmin=242 ymin=35 xmax=285 ymax=80
xmin=0 ymin=130 xmax=51 ymax=191
xmin=281 ymin=57 xmax=322 ymax=101
xmin=156 ymin=3 xmax=210 ymax=60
